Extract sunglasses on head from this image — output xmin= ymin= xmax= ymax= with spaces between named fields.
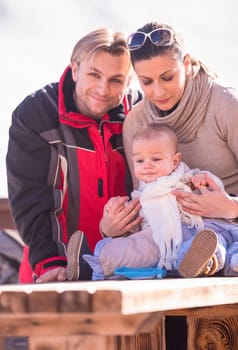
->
xmin=127 ymin=28 xmax=173 ymax=51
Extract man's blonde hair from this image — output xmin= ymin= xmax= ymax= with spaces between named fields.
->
xmin=71 ymin=28 xmax=130 ymax=64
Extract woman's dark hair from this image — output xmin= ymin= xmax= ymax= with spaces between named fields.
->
xmin=129 ymin=21 xmax=217 ymax=79
xmin=130 ymin=22 xmax=185 ymax=66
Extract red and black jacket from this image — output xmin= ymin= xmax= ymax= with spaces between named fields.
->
xmin=6 ymin=66 xmax=142 ymax=278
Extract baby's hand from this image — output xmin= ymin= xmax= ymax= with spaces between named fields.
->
xmin=191 ymin=173 xmax=208 ymax=190
xmin=105 ymin=196 xmax=135 ymax=215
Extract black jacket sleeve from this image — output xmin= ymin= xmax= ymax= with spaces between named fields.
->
xmin=6 ymin=92 xmax=62 ymax=269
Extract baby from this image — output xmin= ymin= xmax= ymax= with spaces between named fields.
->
xmin=83 ymin=124 xmax=238 ymax=279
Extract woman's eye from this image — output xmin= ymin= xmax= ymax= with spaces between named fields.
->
xmin=140 ymin=78 xmax=153 ymax=86
xmin=162 ymin=75 xmax=173 ymax=82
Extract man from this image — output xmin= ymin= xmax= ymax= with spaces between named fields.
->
xmin=6 ymin=28 xmax=142 ymax=283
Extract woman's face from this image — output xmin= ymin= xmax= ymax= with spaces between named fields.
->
xmin=133 ymin=53 xmax=190 ymax=111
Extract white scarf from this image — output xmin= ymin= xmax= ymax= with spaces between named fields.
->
xmin=136 ymin=162 xmax=204 ymax=269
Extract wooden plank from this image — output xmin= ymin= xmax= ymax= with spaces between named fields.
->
xmin=28 ymin=291 xmax=59 ymax=312
xmin=0 ymin=292 xmax=28 ymax=313
xmin=0 ymin=278 xmax=238 ymax=315
xmin=93 ymin=290 xmax=122 ymax=312
xmin=187 ymin=316 xmax=238 ymax=349
xmin=0 ymin=198 xmax=16 ymax=230
xmin=29 ymin=335 xmax=116 ymax=350
xmin=60 ymin=290 xmax=91 ymax=312
xmin=117 ymin=319 xmax=165 ymax=350
xmin=165 ymin=303 xmax=238 ymax=317
xmin=0 ymin=313 xmax=161 ymax=336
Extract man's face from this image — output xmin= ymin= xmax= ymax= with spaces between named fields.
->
xmin=71 ymin=51 xmax=131 ymax=119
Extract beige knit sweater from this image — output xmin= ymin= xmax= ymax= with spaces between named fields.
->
xmin=123 ymin=74 xmax=238 ymax=195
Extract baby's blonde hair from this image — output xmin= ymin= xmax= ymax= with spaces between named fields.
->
xmin=133 ymin=123 xmax=178 ymax=153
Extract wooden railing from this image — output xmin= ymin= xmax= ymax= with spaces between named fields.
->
xmin=0 ymin=198 xmax=16 ymax=230
xmin=0 ymin=278 xmax=237 ymax=349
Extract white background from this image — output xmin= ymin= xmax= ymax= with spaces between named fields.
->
xmin=1 ymin=0 xmax=238 ymax=197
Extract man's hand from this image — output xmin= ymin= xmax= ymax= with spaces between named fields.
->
xmin=100 ymin=196 xmax=142 ymax=237
xmin=35 ymin=267 xmax=67 ymax=283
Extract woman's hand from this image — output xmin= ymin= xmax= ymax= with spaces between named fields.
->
xmin=100 ymin=196 xmax=142 ymax=237
xmin=173 ymin=174 xmax=238 ymax=219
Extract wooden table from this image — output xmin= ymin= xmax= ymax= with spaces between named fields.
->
xmin=0 ymin=277 xmax=238 ymax=349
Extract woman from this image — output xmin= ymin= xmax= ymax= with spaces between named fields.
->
xmin=123 ymin=22 xmax=238 ymax=219
xmin=100 ymin=21 xmax=238 ymax=276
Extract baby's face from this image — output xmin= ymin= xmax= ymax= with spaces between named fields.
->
xmin=132 ymin=137 xmax=179 ymax=183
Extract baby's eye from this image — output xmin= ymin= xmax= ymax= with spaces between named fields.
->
xmin=136 ymin=159 xmax=144 ymax=164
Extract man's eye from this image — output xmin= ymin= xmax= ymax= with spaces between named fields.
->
xmin=89 ymin=72 xmax=100 ymax=78
xmin=111 ymin=78 xmax=123 ymax=84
